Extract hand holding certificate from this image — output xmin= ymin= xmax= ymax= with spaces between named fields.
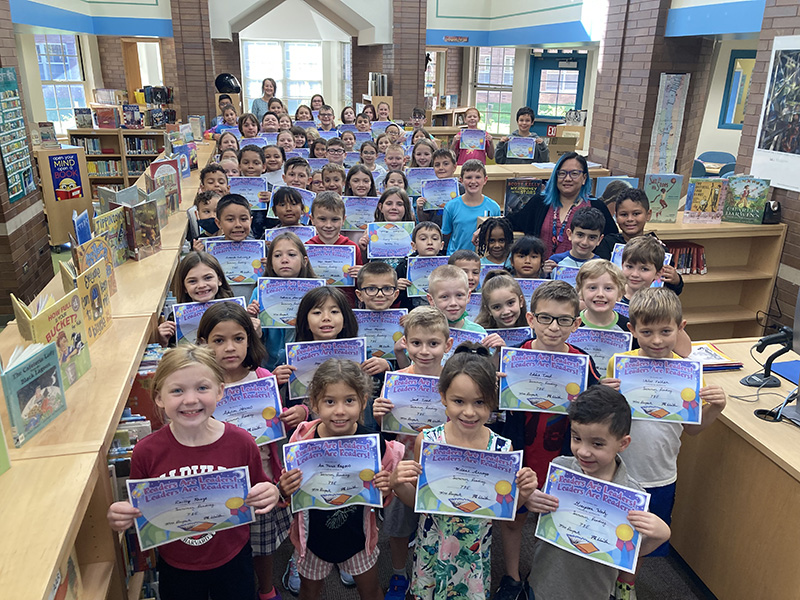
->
xmin=381 ymin=372 xmax=446 ymax=435
xmin=216 ymin=376 xmax=286 ymax=445
xmin=304 ymin=245 xmax=356 ymax=286
xmin=421 ymin=178 xmax=459 ymax=211
xmin=257 ymin=278 xmax=325 ymax=328
xmin=507 ymin=137 xmax=535 ymax=159
xmin=460 ymin=129 xmax=486 ymax=151
xmin=354 ymin=309 xmax=407 ymax=359
xmin=205 ymin=240 xmax=265 ymax=285
xmin=286 ymin=338 xmax=367 ymax=399
xmin=500 ymin=348 xmax=590 ymax=413
xmin=367 ymin=222 xmax=415 ymax=259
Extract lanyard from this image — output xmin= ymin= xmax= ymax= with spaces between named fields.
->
xmin=552 ymin=200 xmax=582 ymax=249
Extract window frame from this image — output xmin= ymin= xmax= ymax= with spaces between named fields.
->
xmin=718 ymin=49 xmax=757 ymax=131
xmin=36 ymin=33 xmax=87 ymax=135
xmin=472 ymin=47 xmax=516 ymax=135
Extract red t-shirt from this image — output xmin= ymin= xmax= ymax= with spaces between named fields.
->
xmin=130 ymin=422 xmax=268 ymax=570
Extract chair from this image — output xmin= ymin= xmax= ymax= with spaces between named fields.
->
xmin=692 ymin=159 xmax=707 ymax=178
xmin=698 ymin=151 xmax=736 ymax=164
xmin=718 ymin=162 xmax=736 ymax=177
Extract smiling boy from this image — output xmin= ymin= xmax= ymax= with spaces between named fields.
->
xmin=442 ymin=160 xmax=501 ymax=254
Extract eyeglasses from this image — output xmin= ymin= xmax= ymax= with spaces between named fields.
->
xmin=319 ymin=113 xmax=333 ymax=118
xmin=327 ymin=149 xmax=344 ymax=155
xmin=556 ymin=169 xmax=586 ymax=180
xmin=360 ymin=285 xmax=398 ymax=297
xmin=532 ymin=313 xmax=577 ymax=327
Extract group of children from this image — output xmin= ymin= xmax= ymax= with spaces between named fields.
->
xmin=106 ymin=97 xmax=728 ymax=600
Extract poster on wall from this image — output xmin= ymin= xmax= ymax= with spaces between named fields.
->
xmin=752 ymin=35 xmax=800 ymax=192
xmin=646 ymin=73 xmax=691 ymax=174
xmin=48 ymin=152 xmax=83 ymax=200
xmin=0 ymin=67 xmax=35 ymax=203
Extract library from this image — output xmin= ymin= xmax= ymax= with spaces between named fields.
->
xmin=0 ymin=0 xmax=799 ymax=599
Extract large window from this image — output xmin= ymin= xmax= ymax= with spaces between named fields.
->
xmin=35 ymin=34 xmax=87 ymax=135
xmin=241 ymin=40 xmax=323 ymax=115
xmin=536 ymin=69 xmax=580 ymax=117
xmin=425 ymin=51 xmax=437 ymax=98
xmin=342 ymin=41 xmax=352 ymax=108
xmin=474 ymin=47 xmax=515 ymax=134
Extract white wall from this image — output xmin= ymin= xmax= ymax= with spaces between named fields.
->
xmin=238 ymin=0 xmax=350 ymax=41
xmin=695 ymin=39 xmax=758 ymax=159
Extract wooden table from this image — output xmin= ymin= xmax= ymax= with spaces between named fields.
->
xmin=672 ymin=338 xmax=800 ymax=599
xmin=700 ymin=161 xmax=724 ymax=175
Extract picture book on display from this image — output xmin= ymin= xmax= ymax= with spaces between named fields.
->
xmin=92 ymin=205 xmax=128 ymax=267
xmin=172 ymin=142 xmax=197 ymax=178
xmin=122 ymin=104 xmax=144 ymax=129
xmin=147 ymin=157 xmax=182 ymax=215
xmin=73 ymin=107 xmax=93 ymax=129
xmin=10 ymin=290 xmax=91 ymax=390
xmin=684 ymin=178 xmax=726 ymax=224
xmin=138 ymin=186 xmax=168 ymax=230
xmin=72 ymin=209 xmax=91 ymax=245
xmin=97 ymin=183 xmax=139 ymax=215
xmin=504 ymin=178 xmax=546 ymax=215
xmin=0 ymin=342 xmax=66 ymax=447
xmin=595 ymin=176 xmax=639 ymax=197
xmin=61 ymin=258 xmax=113 ymax=345
xmin=95 ymin=107 xmax=120 ymax=129
xmin=71 ymin=234 xmax=117 ymax=296
xmin=722 ymin=175 xmax=771 ymax=224
xmin=644 ymin=173 xmax=683 ymax=223
xmin=108 ymin=190 xmax=163 ymax=261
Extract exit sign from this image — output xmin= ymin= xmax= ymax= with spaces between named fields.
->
xmin=547 ymin=125 xmax=558 ymax=137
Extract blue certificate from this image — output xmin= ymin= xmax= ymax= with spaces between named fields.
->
xmin=283 ymin=434 xmax=383 ymax=511
xmin=217 ymin=376 xmax=286 ymax=445
xmin=354 ymin=309 xmax=407 ymax=359
xmin=486 ymin=327 xmax=533 ymax=348
xmin=405 ymin=168 xmax=436 ymax=196
xmin=127 ymin=467 xmax=254 ymax=551
xmin=613 ymin=355 xmax=702 ymax=424
xmin=205 ymin=240 xmax=266 ymax=285
xmin=343 ymin=196 xmax=380 ymax=231
xmin=304 ymin=244 xmax=356 ymax=286
xmin=421 ymin=178 xmax=459 ymax=211
xmin=219 ymin=126 xmax=241 ymax=139
xmin=294 ymin=120 xmax=316 ymax=130
xmin=416 ymin=441 xmax=523 ymax=521
xmin=307 ymin=158 xmax=329 ymax=171
xmin=338 ymin=124 xmax=357 ymax=133
xmin=271 ymin=185 xmax=315 ymax=211
xmin=614 ymin=302 xmax=629 ymax=318
xmin=381 ymin=372 xmax=445 ymax=435
xmin=264 ymin=225 xmax=317 ymax=243
xmin=259 ymin=133 xmax=278 ymax=145
xmin=460 ymin=129 xmax=486 ymax=151
xmin=535 ymin=462 xmax=650 ymax=574
xmin=344 ymin=152 xmax=361 ymax=168
xmin=444 ymin=327 xmax=485 ymax=360
xmin=478 ymin=263 xmax=506 ymax=290
xmin=406 ymin=256 xmax=451 ymax=297
xmin=507 ymin=137 xmax=535 ymax=159
xmin=464 ymin=293 xmax=483 ymax=322
xmin=257 ymin=278 xmax=325 ymax=328
xmin=568 ymin=328 xmax=633 ymax=374
xmin=611 ymin=243 xmax=671 ymax=288
xmin=354 ymin=132 xmax=373 ymax=150
xmin=552 ymin=265 xmax=580 ymax=287
xmin=286 ymin=338 xmax=367 ymax=399
xmin=499 ymin=348 xmax=590 ymax=413
xmin=228 ymin=177 xmax=268 ymax=210
xmin=371 ymin=121 xmax=391 ymax=136
xmin=318 ymin=130 xmax=340 ymax=140
xmin=173 ymin=297 xmax=246 ymax=344
xmin=241 ymin=136 xmax=269 ymax=148
xmin=367 ymin=222 xmax=415 ymax=259
xmin=516 ymin=278 xmax=549 ymax=300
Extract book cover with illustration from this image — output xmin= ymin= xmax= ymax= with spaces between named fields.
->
xmin=111 ymin=197 xmax=162 ymax=261
xmin=0 ymin=342 xmax=66 ymax=447
xmin=504 ymin=178 xmax=546 ymax=215
xmin=72 ymin=258 xmax=113 ymax=344
xmin=92 ymin=206 xmax=128 ymax=267
xmin=644 ymin=174 xmax=683 ymax=223
xmin=73 ymin=107 xmax=93 ymax=129
xmin=138 ymin=186 xmax=168 ymax=230
xmin=684 ymin=178 xmax=726 ymax=224
xmin=71 ymin=235 xmax=117 ymax=296
xmin=10 ymin=290 xmax=91 ymax=390
xmin=122 ymin=104 xmax=144 ymax=129
xmin=172 ymin=142 xmax=197 ymax=178
xmin=722 ymin=175 xmax=771 ymax=224
xmin=147 ymin=157 xmax=182 ymax=214
xmin=96 ymin=183 xmax=139 ymax=215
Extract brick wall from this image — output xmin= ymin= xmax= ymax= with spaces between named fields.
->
xmin=170 ymin=0 xmax=216 ymax=123
xmin=96 ymin=37 xmax=126 ymax=91
xmin=444 ymin=47 xmax=462 ymax=97
xmin=351 ymin=39 xmax=383 ymax=109
xmin=212 ymin=33 xmax=242 ymax=86
xmin=389 ymin=0 xmax=426 ymax=120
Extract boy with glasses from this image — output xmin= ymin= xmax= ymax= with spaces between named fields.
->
xmin=325 ymin=138 xmax=346 ymax=166
xmin=317 ymin=104 xmax=336 ymax=131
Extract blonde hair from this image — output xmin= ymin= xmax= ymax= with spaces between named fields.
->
xmin=308 ymin=359 xmax=370 ymax=417
xmin=575 ymin=259 xmax=627 ymax=296
xmin=628 ymin=287 xmax=682 ymax=328
xmin=621 ymin=236 xmax=665 ymax=270
xmin=428 ymin=264 xmax=469 ymax=296
xmin=152 ymin=345 xmax=225 ymax=398
xmin=403 ymin=306 xmax=449 ymax=341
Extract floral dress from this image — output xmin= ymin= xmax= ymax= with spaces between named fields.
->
xmin=411 ymin=424 xmax=512 ymax=600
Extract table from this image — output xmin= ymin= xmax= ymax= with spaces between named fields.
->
xmin=671 ymin=338 xmax=800 ymax=599
xmin=700 ymin=161 xmax=724 ymax=175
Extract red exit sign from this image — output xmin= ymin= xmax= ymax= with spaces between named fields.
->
xmin=546 ymin=125 xmax=558 ymax=137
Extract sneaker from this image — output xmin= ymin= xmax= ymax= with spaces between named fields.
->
xmin=493 ymin=575 xmax=525 ymax=600
xmin=282 ymin=557 xmax=300 ymax=596
xmin=339 ymin=567 xmax=356 ymax=587
xmin=385 ymin=574 xmax=410 ymax=600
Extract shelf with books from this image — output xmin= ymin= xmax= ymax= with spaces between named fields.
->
xmin=68 ymin=128 xmax=164 ymax=187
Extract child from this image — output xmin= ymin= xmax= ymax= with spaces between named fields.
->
xmin=282 ymin=156 xmax=312 ymax=190
xmin=373 ymin=306 xmax=453 ymax=599
xmin=326 ymin=138 xmax=346 ymax=166
xmin=340 ymin=105 xmax=356 ymax=125
xmin=397 ymin=221 xmax=444 ymax=311
xmin=509 ymin=236 xmax=545 ymax=278
xmin=157 ymin=251 xmax=234 ymax=346
xmin=199 ymin=163 xmax=229 ymax=195
xmin=377 ymin=101 xmax=392 ymax=121
xmin=576 ymin=259 xmax=630 ymax=331
xmin=476 ymin=216 xmax=513 ymax=266
xmin=390 ymin=343 xmax=537 ymax=600
xmin=359 ymin=141 xmax=385 ymax=179
xmin=427 ymin=264 xmax=486 ymax=333
xmin=602 ymin=287 xmax=726 ymax=598
xmin=409 ymin=139 xmax=436 ymax=168
xmin=362 ymin=104 xmax=377 ymax=121
xmin=450 ymin=107 xmax=495 ymax=165
xmin=526 ymin=386 xmax=670 ymax=600
xmin=355 ymin=112 xmax=371 ymax=132
xmin=317 ymin=104 xmax=336 ymax=131
xmin=239 ymin=145 xmax=267 ymax=179
xmin=220 ymin=157 xmax=240 ymax=179
xmin=408 ymin=107 xmax=426 ymax=130
xmin=376 ymin=134 xmax=390 ymax=155
xmin=106 ymin=345 xmax=280 ymax=600
xmin=310 ymin=138 xmax=327 ymax=159
xmin=271 ymin=187 xmax=305 ymax=227
xmin=410 ymin=128 xmax=435 ymax=146
xmin=196 ymin=303 xmax=307 ymax=600
xmin=416 ymin=148 xmax=465 ymax=224
xmin=212 ymin=94 xmax=233 ymax=126
xmin=384 ymin=123 xmax=403 ymax=145
xmin=374 ymin=187 xmax=413 ymax=222
xmin=268 ymin=98 xmax=284 ymax=115
xmin=278 ymin=359 xmax=403 ymax=600
xmin=341 ymin=130 xmax=357 ymax=153
xmin=212 ymin=103 xmax=239 ymax=138
xmin=321 ymin=162 xmax=346 ymax=193
xmin=291 ymin=126 xmax=308 ymax=149
xmin=263 ymin=145 xmax=285 ymax=188
xmin=276 ymin=130 xmax=295 ymax=154
xmin=475 ymin=271 xmax=528 ymax=332
xmin=215 ymin=194 xmax=266 ymax=299
xmin=279 ymin=114 xmax=293 ymax=131
xmin=190 ymin=191 xmax=221 ymax=248
xmin=309 ymin=170 xmax=325 ymax=193
xmin=382 ymin=170 xmax=408 ymax=195
xmin=383 ymin=144 xmax=407 ymax=172
xmin=215 ymin=130 xmax=240 ymax=155
xmin=448 ymin=249 xmax=482 ymax=294
xmin=543 ymin=205 xmax=606 ymax=274
xmin=295 ymin=104 xmax=313 ymax=122
xmin=344 ymin=164 xmax=377 ymax=198
xmin=260 ymin=111 xmax=280 ymax=133
xmin=620 ymin=236 xmax=669 ymax=304
xmin=495 ymin=106 xmax=550 ymax=165
xmin=239 ymin=113 xmax=260 ymax=140
xmin=442 ymin=159 xmax=501 ymax=254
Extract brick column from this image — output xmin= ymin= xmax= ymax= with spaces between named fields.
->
xmin=352 ymin=40 xmax=384 ymax=107
xmin=170 ymin=0 xmax=216 ymax=122
xmin=212 ymin=33 xmax=242 ymax=86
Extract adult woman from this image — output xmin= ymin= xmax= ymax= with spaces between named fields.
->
xmin=309 ymin=94 xmax=325 ymax=111
xmin=503 ymin=152 xmax=618 ymax=259
xmin=251 ymin=77 xmax=277 ymax=123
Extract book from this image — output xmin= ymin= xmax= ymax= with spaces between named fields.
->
xmin=684 ymin=178 xmax=726 ymax=224
xmin=0 ymin=342 xmax=66 ymax=447
xmin=138 ymin=186 xmax=168 ymax=230
xmin=96 ymin=183 xmax=138 ymax=215
xmin=67 ymin=258 xmax=113 ymax=344
xmin=644 ymin=173 xmax=683 ymax=223
xmin=504 ymin=178 xmax=546 ymax=215
xmin=122 ymin=104 xmax=144 ymax=129
xmin=179 ymin=122 xmax=193 ymax=143
xmin=71 ymin=235 xmax=117 ymax=296
xmin=595 ymin=176 xmax=639 ymax=197
xmin=688 ymin=342 xmax=743 ymax=371
xmin=172 ymin=142 xmax=197 ymax=177
xmin=95 ymin=107 xmax=120 ymax=129
xmin=71 ymin=209 xmax=92 ymax=245
xmin=0 ymin=418 xmax=9 ymax=476
xmin=48 ymin=548 xmax=83 ymax=600
xmin=147 ymin=157 xmax=182 ymax=215
xmin=73 ymin=107 xmax=93 ymax=129
xmin=37 ymin=122 xmax=59 ymax=147
xmin=188 ymin=115 xmax=205 ymax=142
xmin=722 ymin=175 xmax=770 ymax=224
xmin=110 ymin=193 xmax=162 ymax=261
xmin=10 ymin=290 xmax=91 ymax=390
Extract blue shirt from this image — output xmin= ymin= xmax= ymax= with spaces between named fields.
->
xmin=443 ymin=195 xmax=501 ymax=254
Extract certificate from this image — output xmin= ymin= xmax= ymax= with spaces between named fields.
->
xmin=286 ymin=338 xmax=367 ymax=399
xmin=283 ymin=434 xmax=383 ymax=511
xmin=478 ymin=263 xmax=506 ymax=291
xmin=415 ymin=441 xmax=523 ymax=521
xmin=338 ymin=124 xmax=357 ymax=133
xmin=613 ymin=355 xmax=703 ymax=423
xmin=421 ymin=177 xmax=459 ymax=210
xmin=464 ymin=293 xmax=483 ymax=321
xmin=264 ymin=225 xmax=317 ymax=243
xmin=371 ymin=121 xmax=391 ymax=136
xmin=228 ymin=176 xmax=268 ymax=210
xmin=343 ymin=196 xmax=380 ymax=231
xmin=443 ymin=327 xmax=485 ymax=360
xmin=354 ymin=132 xmax=373 ymax=150
xmin=405 ymin=168 xmax=436 ymax=196
xmin=241 ymin=136 xmax=269 ymax=148
xmin=127 ymin=467 xmax=255 ymax=551
xmin=568 ymin=328 xmax=633 ymax=374
xmin=460 ymin=129 xmax=486 ymax=151
xmin=257 ymin=278 xmax=326 ymax=328
xmin=294 ymin=120 xmax=316 ymax=130
xmin=367 ymin=222 xmax=415 ymax=259
xmin=287 ymin=148 xmax=310 ymax=159
xmin=217 ymin=376 xmax=286 ymax=445
xmin=406 ymin=256 xmax=451 ymax=297
xmin=354 ymin=309 xmax=407 ymax=359
xmin=307 ymin=158 xmax=329 ymax=170
xmin=344 ymin=152 xmax=361 ymax=168
xmin=304 ymin=244 xmax=356 ymax=286
xmin=552 ymin=265 xmax=580 ymax=287
xmin=507 ymin=137 xmax=535 ymax=159
xmin=516 ymin=278 xmax=549 ymax=300
xmin=499 ymin=348 xmax=590 ymax=413
xmin=259 ymin=132 xmax=278 ymax=145
xmin=173 ymin=297 xmax=246 ymax=344
xmin=381 ymin=372 xmax=446 ymax=435
xmin=486 ymin=327 xmax=533 ymax=348
xmin=614 ymin=302 xmax=629 ymax=318
xmin=535 ymin=462 xmax=650 ymax=574
xmin=205 ymin=240 xmax=265 ymax=285
xmin=317 ymin=130 xmax=340 ymax=141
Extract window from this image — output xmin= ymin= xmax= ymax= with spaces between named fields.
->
xmin=342 ymin=41 xmax=352 ymax=108
xmin=425 ymin=51 xmax=437 ymax=98
xmin=36 ymin=34 xmax=87 ymax=135
xmin=473 ymin=47 xmax=515 ymax=135
xmin=241 ymin=40 xmax=323 ymax=115
xmin=719 ymin=50 xmax=756 ymax=130
xmin=536 ymin=69 xmax=579 ymax=117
